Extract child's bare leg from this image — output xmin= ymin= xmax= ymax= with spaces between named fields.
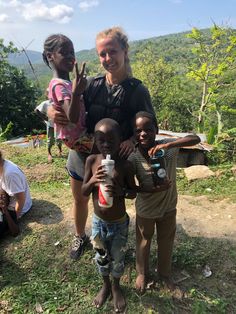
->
xmin=56 ymin=140 xmax=62 ymax=156
xmin=156 ymin=210 xmax=176 ymax=291
xmin=94 ymin=275 xmax=111 ymax=308
xmin=136 ymin=215 xmax=155 ymax=293
xmin=159 ymin=275 xmax=176 ymax=291
xmin=112 ymin=277 xmax=126 ymax=313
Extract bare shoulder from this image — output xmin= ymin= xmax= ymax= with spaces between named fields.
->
xmin=86 ymin=154 xmax=101 ymax=165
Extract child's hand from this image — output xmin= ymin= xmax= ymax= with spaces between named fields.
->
xmin=148 ymin=143 xmax=168 ymax=157
xmin=72 ymin=62 xmax=87 ymax=96
xmin=105 ymin=178 xmax=123 ymax=197
xmin=0 ymin=193 xmax=8 ymax=213
xmin=92 ymin=165 xmax=107 ymax=185
xmin=153 ymin=179 xmax=172 ymax=192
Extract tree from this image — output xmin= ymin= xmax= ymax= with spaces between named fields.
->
xmin=186 ymin=25 xmax=236 ymax=137
xmin=0 ymin=39 xmax=41 ymax=138
xmin=132 ymin=43 xmax=199 ymax=132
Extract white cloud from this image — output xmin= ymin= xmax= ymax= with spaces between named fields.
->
xmin=0 ymin=0 xmax=74 ymax=24
xmin=79 ymin=0 xmax=99 ymax=12
xmin=0 ymin=13 xmax=10 ymax=22
xmin=0 ymin=0 xmax=22 ymax=8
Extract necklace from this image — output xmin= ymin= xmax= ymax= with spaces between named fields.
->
xmin=105 ymin=73 xmax=128 ymax=86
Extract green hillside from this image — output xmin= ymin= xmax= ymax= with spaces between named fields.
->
xmin=12 ymin=29 xmax=201 ymax=81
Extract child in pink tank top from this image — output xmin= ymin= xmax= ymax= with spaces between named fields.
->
xmin=43 ymin=34 xmax=93 ymax=153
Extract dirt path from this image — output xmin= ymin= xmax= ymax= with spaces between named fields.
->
xmin=61 ymin=195 xmax=236 ymax=241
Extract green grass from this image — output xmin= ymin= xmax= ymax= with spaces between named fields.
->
xmin=177 ymin=165 xmax=236 ymax=202
xmin=1 ymin=144 xmax=236 ymax=313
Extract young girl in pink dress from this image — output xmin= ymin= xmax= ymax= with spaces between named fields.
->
xmin=42 ymin=34 xmax=92 ymax=153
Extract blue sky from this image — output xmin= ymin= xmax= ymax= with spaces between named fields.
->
xmin=0 ymin=0 xmax=236 ymax=52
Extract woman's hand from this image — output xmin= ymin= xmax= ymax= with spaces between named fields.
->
xmin=47 ymin=106 xmax=69 ymax=126
xmin=119 ymin=139 xmax=135 ymax=159
xmin=72 ymin=62 xmax=87 ymax=96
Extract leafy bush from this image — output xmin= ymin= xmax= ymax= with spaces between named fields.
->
xmin=0 ymin=121 xmax=13 ymax=141
xmin=207 ymin=129 xmax=236 ymax=164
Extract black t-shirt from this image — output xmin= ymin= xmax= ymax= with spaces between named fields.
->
xmin=83 ymin=76 xmax=155 ymax=140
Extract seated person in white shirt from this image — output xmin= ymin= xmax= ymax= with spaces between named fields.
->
xmin=0 ymin=150 xmax=32 ymax=237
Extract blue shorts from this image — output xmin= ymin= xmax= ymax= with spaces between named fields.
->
xmin=66 ymin=149 xmax=89 ymax=181
xmin=91 ymin=214 xmax=129 ymax=278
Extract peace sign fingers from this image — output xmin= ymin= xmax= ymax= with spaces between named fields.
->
xmin=74 ymin=61 xmax=80 ymax=81
xmin=72 ymin=62 xmax=87 ymax=95
xmin=79 ymin=62 xmax=86 ymax=79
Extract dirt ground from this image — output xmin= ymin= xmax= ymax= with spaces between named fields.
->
xmin=22 ymin=156 xmax=236 ymax=241
xmin=59 ymin=194 xmax=236 ymax=241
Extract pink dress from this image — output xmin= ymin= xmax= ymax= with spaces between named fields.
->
xmin=48 ymin=78 xmax=93 ymax=153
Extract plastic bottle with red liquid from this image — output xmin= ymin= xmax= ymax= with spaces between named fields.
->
xmin=98 ymin=155 xmax=115 ymax=208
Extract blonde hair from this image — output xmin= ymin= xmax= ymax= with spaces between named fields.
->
xmin=96 ymin=26 xmax=132 ymax=77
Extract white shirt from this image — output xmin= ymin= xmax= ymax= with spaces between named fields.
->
xmin=36 ymin=100 xmax=54 ymax=128
xmin=0 ymin=160 xmax=32 ymax=217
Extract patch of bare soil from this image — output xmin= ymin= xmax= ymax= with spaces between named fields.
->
xmin=28 ymin=192 xmax=236 ymax=242
xmin=22 ymin=163 xmax=66 ymax=182
xmin=177 ymin=195 xmax=236 ymax=240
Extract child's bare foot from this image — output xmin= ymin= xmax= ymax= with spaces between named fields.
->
xmin=160 ymin=275 xmax=176 ymax=291
xmin=135 ymin=274 xmax=146 ymax=294
xmin=112 ymin=283 xmax=126 ymax=313
xmin=48 ymin=154 xmax=53 ymax=163
xmin=93 ymin=282 xmax=111 ymax=309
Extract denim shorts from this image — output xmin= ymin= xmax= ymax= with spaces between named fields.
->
xmin=91 ymin=214 xmax=129 ymax=278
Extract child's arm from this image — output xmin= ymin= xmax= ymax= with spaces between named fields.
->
xmin=47 ymin=106 xmax=69 ymax=125
xmin=122 ymin=161 xmax=137 ymax=199
xmin=2 ymin=209 xmax=20 ymax=237
xmin=137 ymin=180 xmax=172 ymax=194
xmin=105 ymin=161 xmax=137 ymax=199
xmin=62 ymin=62 xmax=87 ymax=124
xmin=0 ymin=194 xmax=19 ymax=237
xmin=34 ymin=101 xmax=48 ymax=121
xmin=149 ymin=135 xmax=201 ymax=156
xmin=14 ymin=191 xmax=26 ymax=219
xmin=82 ymin=155 xmax=106 ymax=197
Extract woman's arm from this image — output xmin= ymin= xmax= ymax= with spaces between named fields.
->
xmin=47 ymin=106 xmax=69 ymax=125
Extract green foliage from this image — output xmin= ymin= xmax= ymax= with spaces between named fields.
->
xmin=0 ymin=121 xmax=13 ymax=141
xmin=132 ymin=44 xmax=199 ymax=132
xmin=177 ymin=166 xmax=236 ymax=201
xmin=0 ymin=39 xmax=42 ymax=137
xmin=186 ymin=25 xmax=236 ymax=139
xmin=207 ymin=129 xmax=236 ymax=164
